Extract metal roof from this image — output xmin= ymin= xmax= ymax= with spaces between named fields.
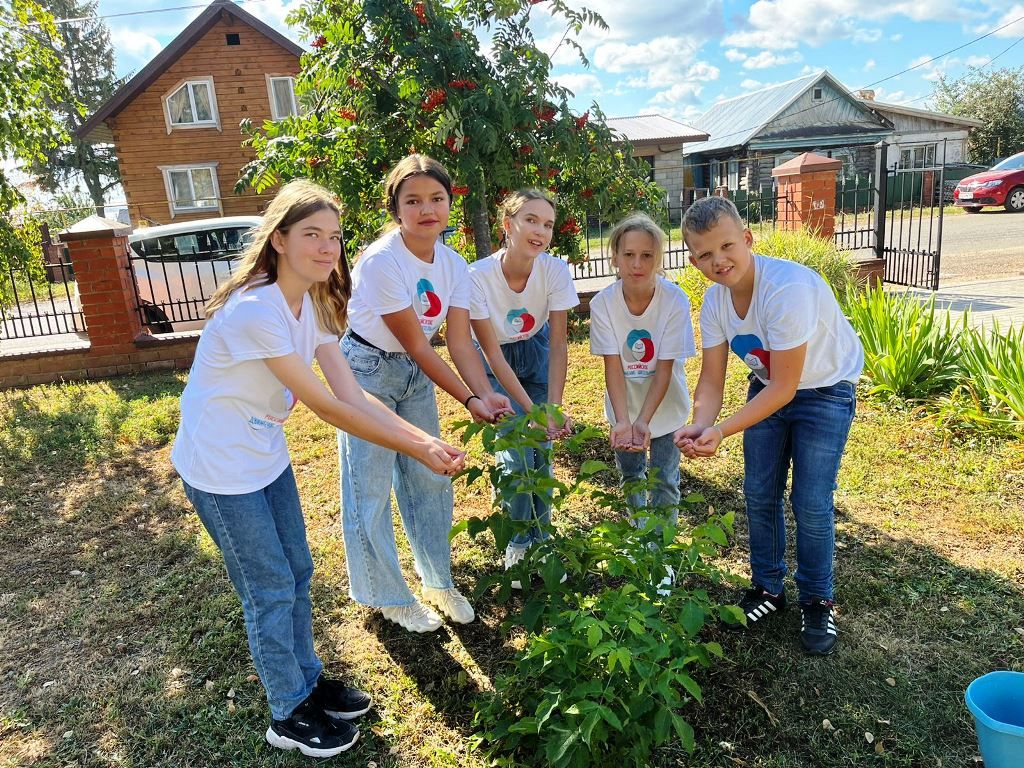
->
xmin=684 ymin=73 xmax=824 ymax=155
xmin=860 ymin=99 xmax=985 ymax=129
xmin=78 ymin=0 xmax=304 ymax=143
xmin=606 ymin=114 xmax=708 ymax=144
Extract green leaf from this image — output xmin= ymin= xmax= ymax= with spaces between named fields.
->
xmin=671 ymin=713 xmax=695 ymax=752
xmin=579 ymin=459 xmax=610 ymax=478
xmin=680 ymin=600 xmax=705 ymax=636
xmin=596 ymin=704 xmax=623 ymax=731
xmin=507 ymin=717 xmax=540 ymax=734
xmin=676 ymin=672 xmax=703 ymax=703
xmin=586 ymin=623 xmax=602 ymax=648
xmin=546 ymin=727 xmax=578 ymax=764
xmin=448 ymin=519 xmax=469 ymax=542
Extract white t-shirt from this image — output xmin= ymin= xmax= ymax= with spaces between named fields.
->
xmin=171 ymin=282 xmax=337 ymax=495
xmin=589 ymin=277 xmax=696 ymax=438
xmin=347 ymin=229 xmax=471 ymax=352
xmin=700 ymin=254 xmax=864 ymax=388
xmin=469 ymin=250 xmax=579 ymax=343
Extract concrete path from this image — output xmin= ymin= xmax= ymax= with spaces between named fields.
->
xmin=905 ymin=276 xmax=1024 ymax=331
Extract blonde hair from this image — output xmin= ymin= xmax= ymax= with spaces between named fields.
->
xmin=608 ymin=212 xmax=666 ymax=277
xmin=499 ymin=187 xmax=556 ymax=221
xmin=205 ymin=179 xmax=351 ymax=336
xmin=383 ymin=154 xmax=452 ymax=225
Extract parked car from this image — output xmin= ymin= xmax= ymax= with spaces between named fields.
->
xmin=953 ymin=152 xmax=1024 ymax=213
xmin=73 ymin=216 xmax=261 ymax=333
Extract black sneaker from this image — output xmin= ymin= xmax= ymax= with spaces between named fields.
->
xmin=312 ymin=674 xmax=373 ymax=720
xmin=723 ymin=585 xmax=787 ymax=632
xmin=800 ymin=598 xmax=838 ymax=656
xmin=266 ymin=696 xmax=359 ymax=757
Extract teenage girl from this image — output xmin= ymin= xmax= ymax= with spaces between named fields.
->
xmin=172 ymin=180 xmax=465 ymax=757
xmin=469 ymin=188 xmax=579 ymax=585
xmin=338 ymin=154 xmax=512 ymax=633
xmin=588 ymin=212 xmax=696 ymax=591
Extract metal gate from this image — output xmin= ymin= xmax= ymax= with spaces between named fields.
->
xmin=835 ymin=140 xmax=946 ymax=291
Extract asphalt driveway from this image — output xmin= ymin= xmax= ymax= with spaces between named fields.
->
xmin=938 ymin=209 xmax=1024 ymax=284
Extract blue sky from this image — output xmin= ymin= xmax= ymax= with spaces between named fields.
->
xmin=79 ymin=0 xmax=1024 ymax=123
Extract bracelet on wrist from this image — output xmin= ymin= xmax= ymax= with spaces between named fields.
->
xmin=711 ymin=424 xmax=725 ymax=441
xmin=463 ymin=394 xmax=481 ymax=409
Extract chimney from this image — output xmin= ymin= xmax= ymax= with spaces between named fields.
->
xmin=857 ymin=89 xmax=875 ymax=101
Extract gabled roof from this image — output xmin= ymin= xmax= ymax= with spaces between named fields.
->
xmin=78 ymin=0 xmax=304 ymax=142
xmin=605 ymin=114 xmax=708 ymax=144
xmin=859 ymin=99 xmax=985 ymax=129
xmin=684 ymin=71 xmax=883 ymax=156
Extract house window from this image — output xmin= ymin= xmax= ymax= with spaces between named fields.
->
xmin=226 ymin=33 xmax=240 ymax=45
xmin=899 ymin=144 xmax=937 ymax=169
xmin=267 ymin=76 xmax=298 ymax=120
xmin=160 ymin=164 xmax=221 ymax=216
xmin=812 ymin=87 xmax=823 ymax=101
xmin=728 ymin=159 xmax=740 ymax=189
xmin=164 ymin=78 xmax=218 ymax=128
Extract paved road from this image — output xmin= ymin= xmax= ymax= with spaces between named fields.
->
xmin=938 ymin=210 xmax=1024 ymax=285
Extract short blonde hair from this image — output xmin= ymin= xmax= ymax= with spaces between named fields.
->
xmin=608 ymin=212 xmax=666 ymax=276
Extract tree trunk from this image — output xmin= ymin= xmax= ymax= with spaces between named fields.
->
xmin=469 ymin=167 xmax=492 ymax=261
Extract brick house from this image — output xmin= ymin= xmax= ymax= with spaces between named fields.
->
xmin=78 ymin=0 xmax=304 ymax=226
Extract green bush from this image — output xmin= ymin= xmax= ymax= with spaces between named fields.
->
xmin=845 ymin=285 xmax=964 ymax=400
xmin=941 ymin=322 xmax=1024 ymax=433
xmin=674 ymin=266 xmax=710 ymax=315
xmin=453 ymin=407 xmax=738 ymax=767
xmin=755 ymin=229 xmax=860 ymax=300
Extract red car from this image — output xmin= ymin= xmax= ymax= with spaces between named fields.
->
xmin=953 ymin=151 xmax=1024 ymax=212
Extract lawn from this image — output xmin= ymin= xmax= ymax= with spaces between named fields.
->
xmin=1 ymin=324 xmax=1022 ymax=767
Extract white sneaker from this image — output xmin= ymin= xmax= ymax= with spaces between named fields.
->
xmin=421 ymin=586 xmax=475 ymax=624
xmin=505 ymin=545 xmax=527 ymax=589
xmin=656 ymin=564 xmax=675 ymax=597
xmin=380 ymin=600 xmax=443 ymax=633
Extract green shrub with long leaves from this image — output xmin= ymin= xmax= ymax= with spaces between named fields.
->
xmin=453 ymin=406 xmax=740 ymax=767
xmin=845 ymin=285 xmax=964 ymax=400
xmin=755 ymin=229 xmax=861 ymax=301
xmin=940 ymin=322 xmax=1024 ymax=432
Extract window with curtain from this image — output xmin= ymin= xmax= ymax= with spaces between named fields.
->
xmin=166 ymin=80 xmax=217 ymax=127
xmin=165 ymin=166 xmax=219 ymax=211
xmin=268 ymin=76 xmax=298 ymax=120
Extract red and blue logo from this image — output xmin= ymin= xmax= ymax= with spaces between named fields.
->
xmin=625 ymin=329 xmax=655 ymax=363
xmin=416 ymin=278 xmax=442 ymax=318
xmin=731 ymin=334 xmax=771 ymax=378
xmin=505 ymin=308 xmax=536 ymax=336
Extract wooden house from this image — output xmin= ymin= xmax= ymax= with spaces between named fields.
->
xmin=78 ymin=0 xmax=304 ymax=225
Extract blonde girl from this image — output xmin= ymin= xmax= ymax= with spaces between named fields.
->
xmin=172 ymin=180 xmax=464 ymax=758
xmin=588 ymin=212 xmax=696 ymax=590
xmin=469 ymin=188 xmax=579 ymax=585
xmin=338 ymin=154 xmax=512 ymax=633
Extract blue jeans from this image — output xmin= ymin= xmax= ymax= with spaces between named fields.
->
xmin=337 ymin=334 xmax=455 ymax=607
xmin=182 ymin=466 xmax=321 ymax=721
xmin=481 ymin=325 xmax=553 ymax=549
xmin=743 ymin=378 xmax=856 ymax=602
xmin=615 ymin=433 xmax=681 ymax=531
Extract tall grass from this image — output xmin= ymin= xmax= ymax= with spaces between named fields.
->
xmin=845 ymin=286 xmax=964 ymax=400
xmin=754 ymin=229 xmax=860 ymax=300
xmin=941 ymin=322 xmax=1024 ymax=432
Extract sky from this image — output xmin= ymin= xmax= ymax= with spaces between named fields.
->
xmin=84 ymin=0 xmax=1024 ymax=126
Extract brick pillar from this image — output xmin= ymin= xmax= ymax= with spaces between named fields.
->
xmin=771 ymin=153 xmax=842 ymax=239
xmin=59 ymin=215 xmax=145 ymax=350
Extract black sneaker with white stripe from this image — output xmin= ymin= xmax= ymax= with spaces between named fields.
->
xmin=311 ymin=675 xmax=372 ymax=721
xmin=800 ymin=597 xmax=838 ymax=656
xmin=266 ymin=695 xmax=359 ymax=757
xmin=724 ymin=585 xmax=787 ymax=631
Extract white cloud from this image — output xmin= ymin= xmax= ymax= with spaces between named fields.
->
xmin=965 ymin=55 xmax=992 ymax=68
xmin=109 ymin=27 xmax=162 ymax=66
xmin=992 ymin=5 xmax=1024 ymax=37
xmin=909 ymin=54 xmax=961 ymax=82
xmin=740 ymin=78 xmax=763 ymax=90
xmin=863 ymin=58 xmax=876 ymax=71
xmin=890 ymin=33 xmax=904 ymax=41
xmin=724 ymin=49 xmax=748 ymax=62
xmin=650 ymin=82 xmax=704 ymax=106
xmin=594 ymin=38 xmax=720 ymax=93
xmin=552 ymin=73 xmax=604 ymax=97
xmin=742 ymin=50 xmax=803 ymax=69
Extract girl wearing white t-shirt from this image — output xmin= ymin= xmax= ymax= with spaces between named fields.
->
xmin=338 ymin=155 xmax=512 ymax=634
xmin=172 ymin=181 xmax=464 ymax=758
xmin=676 ymin=195 xmax=863 ymax=657
xmin=589 ymin=212 xmax=696 ymax=589
xmin=469 ymin=188 xmax=579 ymax=585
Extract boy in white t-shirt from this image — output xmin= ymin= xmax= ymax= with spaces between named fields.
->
xmin=675 ymin=196 xmax=863 ymax=656
xmin=590 ymin=213 xmax=696 ymax=594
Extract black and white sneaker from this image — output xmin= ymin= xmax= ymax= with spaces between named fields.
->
xmin=312 ymin=675 xmax=373 ymax=720
xmin=800 ymin=598 xmax=838 ymax=656
xmin=266 ymin=696 xmax=359 ymax=757
xmin=723 ymin=585 xmax=787 ymax=632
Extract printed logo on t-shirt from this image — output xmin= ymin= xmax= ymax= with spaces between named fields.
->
xmin=731 ymin=334 xmax=771 ymax=379
xmin=622 ymin=328 xmax=655 ymax=378
xmin=505 ymin=308 xmax=536 ymax=339
xmin=415 ymin=278 xmax=443 ymax=335
xmin=248 ymin=387 xmax=297 ymax=430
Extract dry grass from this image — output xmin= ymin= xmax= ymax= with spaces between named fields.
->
xmin=1 ymin=330 xmax=1022 ymax=768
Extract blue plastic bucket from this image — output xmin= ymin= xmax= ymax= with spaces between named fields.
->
xmin=965 ymin=671 xmax=1024 ymax=768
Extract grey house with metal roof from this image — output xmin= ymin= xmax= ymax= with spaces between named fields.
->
xmin=682 ymin=71 xmax=981 ymax=198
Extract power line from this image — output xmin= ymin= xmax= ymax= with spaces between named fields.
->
xmin=46 ymin=0 xmax=275 ymax=26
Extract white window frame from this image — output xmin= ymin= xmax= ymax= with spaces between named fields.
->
xmin=162 ymin=77 xmax=221 ymax=133
xmin=158 ymin=163 xmax=223 ymax=218
xmin=266 ymin=75 xmax=299 ymax=121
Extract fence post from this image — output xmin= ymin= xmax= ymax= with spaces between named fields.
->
xmin=873 ymin=141 xmax=888 ymax=261
xmin=59 ymin=215 xmax=145 ymax=349
xmin=771 ymin=152 xmax=842 ymax=238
